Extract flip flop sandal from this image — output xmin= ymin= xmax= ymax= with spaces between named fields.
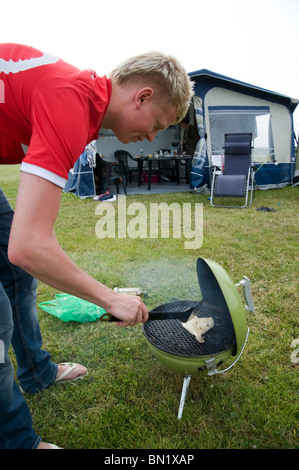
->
xmin=55 ymin=362 xmax=88 ymax=384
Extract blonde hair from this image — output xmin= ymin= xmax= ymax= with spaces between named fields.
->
xmin=109 ymin=51 xmax=194 ymax=123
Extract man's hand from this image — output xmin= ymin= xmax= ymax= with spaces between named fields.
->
xmin=106 ymin=292 xmax=148 ymax=327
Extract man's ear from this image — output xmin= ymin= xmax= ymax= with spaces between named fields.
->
xmin=135 ymin=87 xmax=154 ymax=109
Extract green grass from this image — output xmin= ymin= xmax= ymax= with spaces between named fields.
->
xmin=1 ymin=164 xmax=298 ymax=449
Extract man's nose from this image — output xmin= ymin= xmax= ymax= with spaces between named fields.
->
xmin=147 ymin=132 xmax=157 ymax=142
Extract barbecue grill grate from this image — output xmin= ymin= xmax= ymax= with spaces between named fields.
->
xmin=143 ymin=300 xmax=236 ymax=357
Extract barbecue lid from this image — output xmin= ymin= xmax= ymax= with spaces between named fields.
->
xmin=196 ymin=258 xmax=248 ymax=355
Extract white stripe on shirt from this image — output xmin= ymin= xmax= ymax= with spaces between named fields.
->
xmin=0 ymin=53 xmax=59 ymax=74
xmin=20 ymin=162 xmax=67 ymax=188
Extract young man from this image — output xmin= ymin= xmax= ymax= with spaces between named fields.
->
xmin=0 ymin=43 xmax=194 ymax=448
xmin=180 ymin=116 xmax=200 ymax=156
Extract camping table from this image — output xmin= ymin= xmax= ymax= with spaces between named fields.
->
xmin=132 ymin=155 xmax=193 ymax=190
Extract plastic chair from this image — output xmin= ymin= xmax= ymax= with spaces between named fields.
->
xmin=114 ymin=150 xmax=139 ymax=184
xmin=210 ymin=133 xmax=255 ymax=208
xmin=96 ymin=153 xmax=127 ymax=195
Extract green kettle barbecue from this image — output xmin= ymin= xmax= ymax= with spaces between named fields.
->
xmin=142 ymin=257 xmax=254 ymax=419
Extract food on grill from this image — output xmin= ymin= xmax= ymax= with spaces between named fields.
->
xmin=182 ymin=316 xmax=214 ymax=343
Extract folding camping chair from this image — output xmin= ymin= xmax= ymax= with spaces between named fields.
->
xmin=210 ymin=133 xmax=255 ymax=208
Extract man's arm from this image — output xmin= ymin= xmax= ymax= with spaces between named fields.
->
xmin=8 ymin=172 xmax=148 ymax=327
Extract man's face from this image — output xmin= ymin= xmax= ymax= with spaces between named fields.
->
xmin=111 ymin=88 xmax=177 ymax=144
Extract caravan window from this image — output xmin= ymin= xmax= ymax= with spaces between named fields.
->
xmin=208 ymin=106 xmax=275 ymax=162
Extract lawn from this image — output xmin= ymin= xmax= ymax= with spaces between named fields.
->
xmin=1 ymin=164 xmax=298 ymax=450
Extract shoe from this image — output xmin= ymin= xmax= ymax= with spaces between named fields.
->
xmin=93 ymin=193 xmax=116 ymax=202
xmin=256 ymin=206 xmax=276 ymax=212
xmin=93 ymin=190 xmax=110 ymax=201
xmin=101 ymin=195 xmax=116 ymax=202
xmin=55 ymin=362 xmax=88 ymax=384
xmin=19 ymin=362 xmax=88 ymax=394
xmin=189 ymin=184 xmax=210 ymax=194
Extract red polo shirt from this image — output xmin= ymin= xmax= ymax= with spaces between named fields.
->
xmin=0 ymin=43 xmax=111 ymax=187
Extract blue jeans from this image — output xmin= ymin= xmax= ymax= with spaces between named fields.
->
xmin=0 ymin=188 xmax=57 ymax=449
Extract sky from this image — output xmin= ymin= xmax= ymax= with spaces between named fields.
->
xmin=1 ymin=0 xmax=299 ymax=132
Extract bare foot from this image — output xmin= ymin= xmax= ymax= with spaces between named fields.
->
xmin=37 ymin=442 xmax=61 ymax=449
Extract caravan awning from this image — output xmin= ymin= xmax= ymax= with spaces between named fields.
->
xmin=188 ymin=69 xmax=298 ymax=113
